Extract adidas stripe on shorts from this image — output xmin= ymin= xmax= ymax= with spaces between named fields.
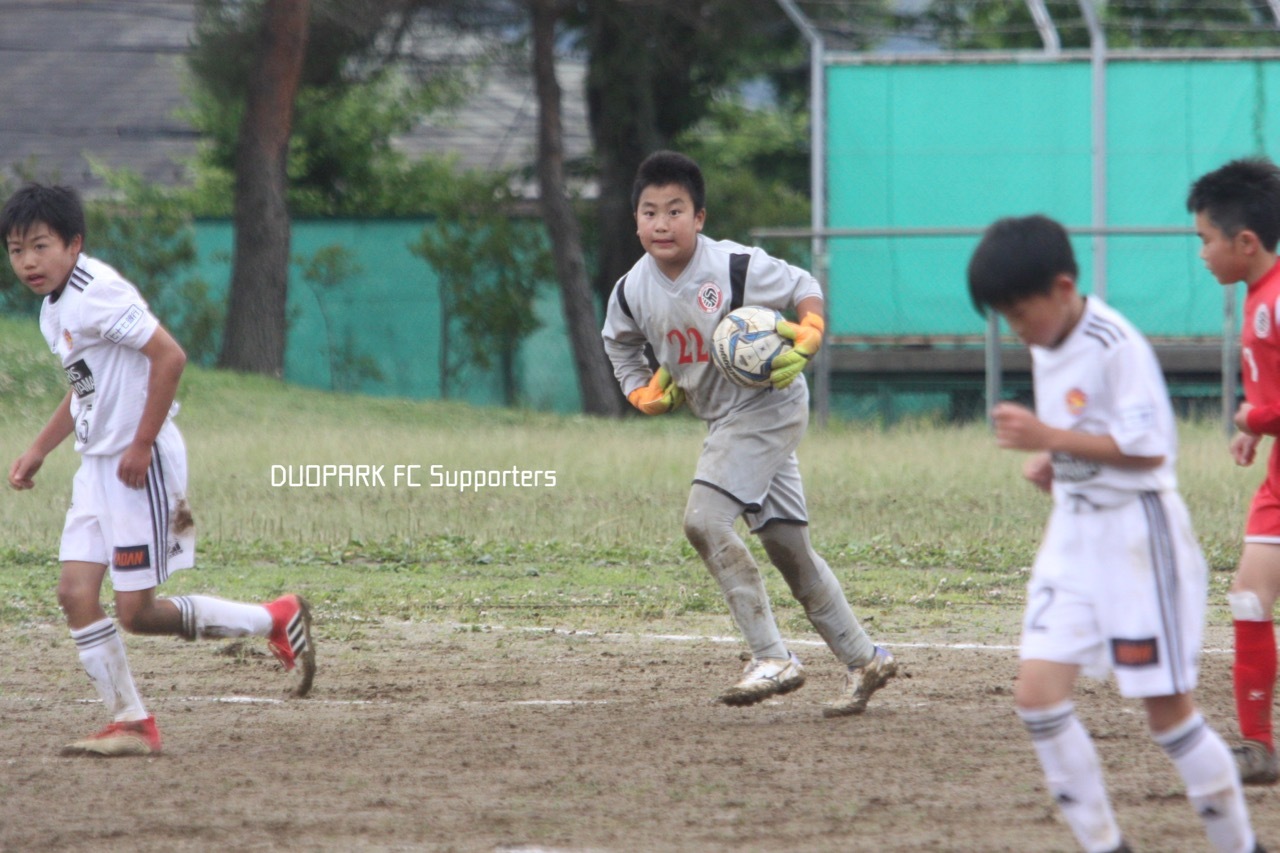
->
xmin=59 ymin=420 xmax=196 ymax=592
xmin=1019 ymin=490 xmax=1207 ymax=699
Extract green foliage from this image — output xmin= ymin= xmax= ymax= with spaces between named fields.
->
xmin=411 ymin=172 xmax=555 ymax=405
xmin=675 ymin=95 xmax=812 ymax=262
xmin=83 ymin=168 xmax=225 ymax=364
xmin=911 ymin=0 xmax=1278 ymax=50
xmin=184 ymin=0 xmax=471 ymax=217
xmin=0 ymin=168 xmax=223 ymax=364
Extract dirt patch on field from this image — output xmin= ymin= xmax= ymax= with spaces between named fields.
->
xmin=0 ymin=617 xmax=1274 ymax=852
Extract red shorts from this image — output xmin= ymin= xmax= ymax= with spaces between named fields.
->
xmin=1245 ymin=475 xmax=1280 ymax=543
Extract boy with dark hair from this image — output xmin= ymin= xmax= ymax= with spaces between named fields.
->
xmin=602 ymin=150 xmax=896 ymax=715
xmin=1187 ymin=156 xmax=1280 ymax=784
xmin=970 ymin=214 xmax=1259 ymax=852
xmin=5 ymin=183 xmax=315 ymax=756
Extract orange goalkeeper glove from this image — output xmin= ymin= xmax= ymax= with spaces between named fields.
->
xmin=628 ymin=366 xmax=685 ymax=415
xmin=770 ymin=313 xmax=824 ymax=390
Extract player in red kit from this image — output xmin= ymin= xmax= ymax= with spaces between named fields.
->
xmin=1188 ymin=157 xmax=1280 ymax=785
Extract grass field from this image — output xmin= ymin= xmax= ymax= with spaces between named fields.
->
xmin=4 ymin=312 xmax=1280 ymax=851
xmin=0 ymin=313 xmax=1260 ymax=636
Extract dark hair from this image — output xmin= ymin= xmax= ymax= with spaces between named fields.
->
xmin=0 ymin=183 xmax=86 ymax=247
xmin=967 ymin=214 xmax=1078 ymax=313
xmin=1186 ymin=157 xmax=1280 ymax=251
xmin=631 ymin=150 xmax=706 ymax=213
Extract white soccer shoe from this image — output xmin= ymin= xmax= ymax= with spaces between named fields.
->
xmin=824 ymin=645 xmax=897 ymax=718
xmin=718 ymin=651 xmax=805 ymax=706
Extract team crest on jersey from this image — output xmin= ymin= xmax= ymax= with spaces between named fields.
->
xmin=62 ymin=329 xmax=72 ymax=349
xmin=1255 ymin=303 xmax=1272 ymax=339
xmin=1065 ymin=388 xmax=1087 ymax=415
xmin=696 ymin=281 xmax=723 ymax=313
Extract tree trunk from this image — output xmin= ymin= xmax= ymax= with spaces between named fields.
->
xmin=584 ymin=3 xmax=666 ymax=303
xmin=530 ymin=0 xmax=625 ymax=416
xmin=218 ymin=0 xmax=310 ymax=376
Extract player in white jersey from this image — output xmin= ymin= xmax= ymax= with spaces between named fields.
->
xmin=969 ymin=214 xmax=1261 ymax=853
xmin=602 ymin=151 xmax=896 ymax=715
xmin=4 ymin=184 xmax=315 ymax=757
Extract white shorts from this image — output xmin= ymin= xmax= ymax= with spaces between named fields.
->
xmin=60 ymin=421 xmax=196 ymax=592
xmin=1019 ymin=491 xmax=1207 ymax=699
xmin=693 ymin=383 xmax=809 ymax=531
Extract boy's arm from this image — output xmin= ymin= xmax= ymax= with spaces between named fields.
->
xmin=991 ymin=401 xmax=1163 ymax=470
xmin=8 ymin=390 xmax=74 ymax=490
xmin=1241 ymin=400 xmax=1280 ymax=437
xmin=116 ymin=326 xmax=186 ymax=489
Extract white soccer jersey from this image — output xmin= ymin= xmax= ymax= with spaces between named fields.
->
xmin=39 ymin=254 xmax=166 ymax=456
xmin=602 ymin=234 xmax=823 ymax=421
xmin=1031 ymin=297 xmax=1178 ymax=508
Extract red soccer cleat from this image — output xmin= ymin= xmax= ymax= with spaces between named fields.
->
xmin=264 ymin=594 xmax=315 ymax=697
xmin=62 ymin=715 xmax=162 ymax=757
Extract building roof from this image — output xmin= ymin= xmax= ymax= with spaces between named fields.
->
xmin=0 ymin=0 xmax=198 ymax=192
xmin=0 ymin=0 xmax=589 ymax=196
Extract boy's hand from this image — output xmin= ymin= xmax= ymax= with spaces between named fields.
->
xmin=628 ymin=366 xmax=685 ymax=415
xmin=8 ymin=450 xmax=46 ymax=490
xmin=991 ymin=401 xmax=1050 ymax=451
xmin=1023 ymin=452 xmax=1053 ymax=492
xmin=117 ymin=442 xmax=152 ymax=490
xmin=1234 ymin=401 xmax=1256 ymax=435
xmin=771 ymin=314 xmax=824 ymax=390
xmin=1230 ymin=431 xmax=1260 ymax=467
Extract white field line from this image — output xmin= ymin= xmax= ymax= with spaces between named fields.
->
xmin=2 ymin=627 xmax=1233 ymax=707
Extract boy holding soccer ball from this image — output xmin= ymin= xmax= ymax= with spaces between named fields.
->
xmin=601 ymin=151 xmax=896 ymax=715
xmin=4 ymin=183 xmax=314 ymax=756
xmin=969 ymin=214 xmax=1260 ymax=853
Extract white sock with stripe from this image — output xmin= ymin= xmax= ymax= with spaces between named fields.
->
xmin=169 ymin=595 xmax=272 ymax=640
xmin=1153 ymin=713 xmax=1256 ymax=853
xmin=71 ymin=618 xmax=148 ymax=722
xmin=1017 ymin=701 xmax=1122 ymax=853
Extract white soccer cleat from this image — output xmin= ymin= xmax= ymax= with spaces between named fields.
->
xmin=824 ymin=645 xmax=897 ymax=718
xmin=718 ymin=652 xmax=805 ymax=706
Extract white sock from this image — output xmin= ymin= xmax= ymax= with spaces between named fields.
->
xmin=71 ymin=618 xmax=147 ymax=722
xmin=169 ymin=595 xmax=272 ymax=640
xmin=1017 ymin=701 xmax=1122 ymax=853
xmin=1153 ymin=713 xmax=1256 ymax=853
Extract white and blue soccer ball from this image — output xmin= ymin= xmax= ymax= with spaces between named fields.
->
xmin=711 ymin=305 xmax=792 ymax=388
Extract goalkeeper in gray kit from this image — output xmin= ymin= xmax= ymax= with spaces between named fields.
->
xmin=601 ymin=150 xmax=896 ymax=714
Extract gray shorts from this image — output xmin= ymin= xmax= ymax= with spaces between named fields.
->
xmin=692 ymin=383 xmax=809 ymax=531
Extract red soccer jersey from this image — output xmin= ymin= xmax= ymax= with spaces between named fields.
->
xmin=1241 ymin=260 xmax=1280 ymax=434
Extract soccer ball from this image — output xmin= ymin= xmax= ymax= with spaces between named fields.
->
xmin=711 ymin=306 xmax=792 ymax=388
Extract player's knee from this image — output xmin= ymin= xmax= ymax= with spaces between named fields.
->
xmin=115 ymin=607 xmax=144 ymax=634
xmin=684 ymin=505 xmax=728 ymax=554
xmin=1229 ymin=590 xmax=1268 ymax=621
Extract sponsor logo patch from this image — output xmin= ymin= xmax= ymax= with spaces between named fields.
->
xmin=105 ymin=304 xmax=145 ymax=343
xmin=64 ymin=359 xmax=95 ymax=397
xmin=1111 ymin=637 xmax=1159 ymax=668
xmin=696 ymin=282 xmax=723 ymax=313
xmin=1255 ymin=303 xmax=1272 ymax=340
xmin=113 ymin=544 xmax=151 ymax=571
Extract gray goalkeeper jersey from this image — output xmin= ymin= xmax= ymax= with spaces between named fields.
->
xmin=601 ymin=234 xmax=823 ymax=422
